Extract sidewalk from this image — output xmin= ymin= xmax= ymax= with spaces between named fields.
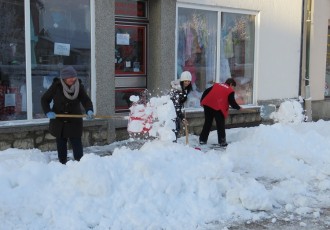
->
xmin=204 ymin=208 xmax=330 ymax=229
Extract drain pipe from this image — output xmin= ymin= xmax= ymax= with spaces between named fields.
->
xmin=302 ymin=0 xmax=313 ymax=121
xmin=300 ymin=0 xmax=312 ymax=121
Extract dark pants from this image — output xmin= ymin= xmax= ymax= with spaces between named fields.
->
xmin=174 ymin=117 xmax=181 ymax=140
xmin=171 ymin=117 xmax=181 ymax=142
xmin=56 ymin=137 xmax=83 ymax=164
xmin=199 ymin=105 xmax=226 ymax=144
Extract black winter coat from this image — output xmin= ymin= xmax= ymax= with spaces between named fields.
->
xmin=41 ymin=78 xmax=93 ymax=138
xmin=169 ymin=80 xmax=189 ymax=120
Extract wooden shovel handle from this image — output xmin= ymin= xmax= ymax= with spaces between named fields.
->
xmin=184 ymin=110 xmax=189 ymax=145
xmin=185 ymin=122 xmax=189 ymax=145
xmin=55 ymin=114 xmax=128 ymax=119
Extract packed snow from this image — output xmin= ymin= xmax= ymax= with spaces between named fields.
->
xmin=1 ymin=98 xmax=330 ymax=229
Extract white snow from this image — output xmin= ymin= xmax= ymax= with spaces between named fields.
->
xmin=1 ymin=98 xmax=330 ymax=229
xmin=270 ymin=99 xmax=305 ymax=123
xmin=127 ymin=94 xmax=177 ymax=141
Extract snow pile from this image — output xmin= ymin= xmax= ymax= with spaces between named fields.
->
xmin=147 ymin=96 xmax=177 ymax=141
xmin=127 ymin=94 xmax=176 ymax=141
xmin=270 ymin=100 xmax=305 ymax=123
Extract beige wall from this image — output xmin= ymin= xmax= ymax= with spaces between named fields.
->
xmin=309 ymin=0 xmax=330 ymax=100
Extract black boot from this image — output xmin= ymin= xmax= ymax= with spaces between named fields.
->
xmin=219 ymin=138 xmax=228 ymax=147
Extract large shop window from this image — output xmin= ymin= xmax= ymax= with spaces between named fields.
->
xmin=0 ymin=0 xmax=26 ymax=121
xmin=177 ymin=7 xmax=255 ymax=107
xmin=31 ymin=0 xmax=91 ymax=118
xmin=0 ymin=0 xmax=91 ymax=122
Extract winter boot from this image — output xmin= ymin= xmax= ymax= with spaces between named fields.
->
xmin=219 ymin=138 xmax=228 ymax=147
xmin=199 ymin=140 xmax=207 ymax=145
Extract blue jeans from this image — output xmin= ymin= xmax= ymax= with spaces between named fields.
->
xmin=56 ymin=137 xmax=83 ymax=164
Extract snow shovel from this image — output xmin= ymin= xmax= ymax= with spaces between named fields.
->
xmin=184 ymin=110 xmax=189 ymax=145
xmin=184 ymin=121 xmax=189 ymax=145
xmin=55 ymin=114 xmax=129 ymax=119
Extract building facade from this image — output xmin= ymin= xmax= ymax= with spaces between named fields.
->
xmin=0 ymin=0 xmax=329 ymax=150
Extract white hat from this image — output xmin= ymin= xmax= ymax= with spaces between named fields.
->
xmin=180 ymin=71 xmax=192 ymax=81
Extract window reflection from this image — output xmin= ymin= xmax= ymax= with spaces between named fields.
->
xmin=30 ymin=0 xmax=91 ymax=118
xmin=221 ymin=13 xmax=255 ymax=104
xmin=115 ymin=24 xmax=146 ymax=75
xmin=0 ymin=0 xmax=26 ymax=121
xmin=177 ymin=8 xmax=256 ymax=107
xmin=177 ymin=8 xmax=217 ymax=107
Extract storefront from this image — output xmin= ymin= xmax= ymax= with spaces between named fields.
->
xmin=0 ymin=0 xmax=329 ymax=150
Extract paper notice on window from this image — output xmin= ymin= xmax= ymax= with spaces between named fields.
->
xmin=116 ymin=33 xmax=130 ymax=45
xmin=5 ymin=93 xmax=15 ymax=107
xmin=54 ymin=42 xmax=70 ymax=56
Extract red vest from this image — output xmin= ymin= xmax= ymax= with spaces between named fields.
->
xmin=201 ymin=83 xmax=234 ymax=118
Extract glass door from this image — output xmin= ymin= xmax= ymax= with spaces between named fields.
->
xmin=115 ymin=23 xmax=147 ymax=112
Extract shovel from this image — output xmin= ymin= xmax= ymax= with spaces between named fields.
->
xmin=184 ymin=121 xmax=189 ymax=145
xmin=55 ymin=114 xmax=129 ymax=119
xmin=184 ymin=110 xmax=189 ymax=145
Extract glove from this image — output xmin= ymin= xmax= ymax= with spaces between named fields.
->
xmin=46 ymin=112 xmax=56 ymax=119
xmin=86 ymin=110 xmax=94 ymax=120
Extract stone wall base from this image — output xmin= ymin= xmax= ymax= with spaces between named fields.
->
xmin=0 ymin=108 xmax=262 ymax=151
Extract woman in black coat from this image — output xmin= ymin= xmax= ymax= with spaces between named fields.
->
xmin=169 ymin=71 xmax=192 ymax=141
xmin=41 ymin=66 xmax=94 ymax=164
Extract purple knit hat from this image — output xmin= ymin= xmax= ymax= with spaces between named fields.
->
xmin=60 ymin=66 xmax=77 ymax=79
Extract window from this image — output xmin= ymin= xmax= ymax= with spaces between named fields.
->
xmin=177 ymin=6 xmax=256 ymax=107
xmin=221 ymin=12 xmax=255 ymax=104
xmin=177 ymin=8 xmax=217 ymax=107
xmin=115 ymin=24 xmax=146 ymax=75
xmin=0 ymin=0 xmax=92 ymax=122
xmin=31 ymin=0 xmax=92 ymax=118
xmin=0 ymin=0 xmax=26 ymax=121
xmin=115 ymin=88 xmax=145 ymax=111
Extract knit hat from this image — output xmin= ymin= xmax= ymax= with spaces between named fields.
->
xmin=180 ymin=71 xmax=192 ymax=81
xmin=60 ymin=66 xmax=77 ymax=79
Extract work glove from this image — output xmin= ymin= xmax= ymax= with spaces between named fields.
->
xmin=46 ymin=112 xmax=56 ymax=119
xmin=86 ymin=110 xmax=94 ymax=120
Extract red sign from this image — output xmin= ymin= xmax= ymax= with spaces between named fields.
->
xmin=115 ymin=1 xmax=147 ymax=18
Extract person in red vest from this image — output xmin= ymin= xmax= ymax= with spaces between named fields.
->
xmin=199 ymin=78 xmax=241 ymax=147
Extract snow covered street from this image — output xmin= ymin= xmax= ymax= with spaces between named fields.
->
xmin=1 ymin=100 xmax=330 ymax=229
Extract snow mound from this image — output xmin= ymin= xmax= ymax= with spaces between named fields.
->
xmin=270 ymin=100 xmax=305 ymax=124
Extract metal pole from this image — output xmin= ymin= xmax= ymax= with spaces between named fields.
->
xmin=304 ymin=0 xmax=312 ymax=122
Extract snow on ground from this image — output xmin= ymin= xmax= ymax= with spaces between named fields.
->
xmin=1 ymin=98 xmax=330 ymax=229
